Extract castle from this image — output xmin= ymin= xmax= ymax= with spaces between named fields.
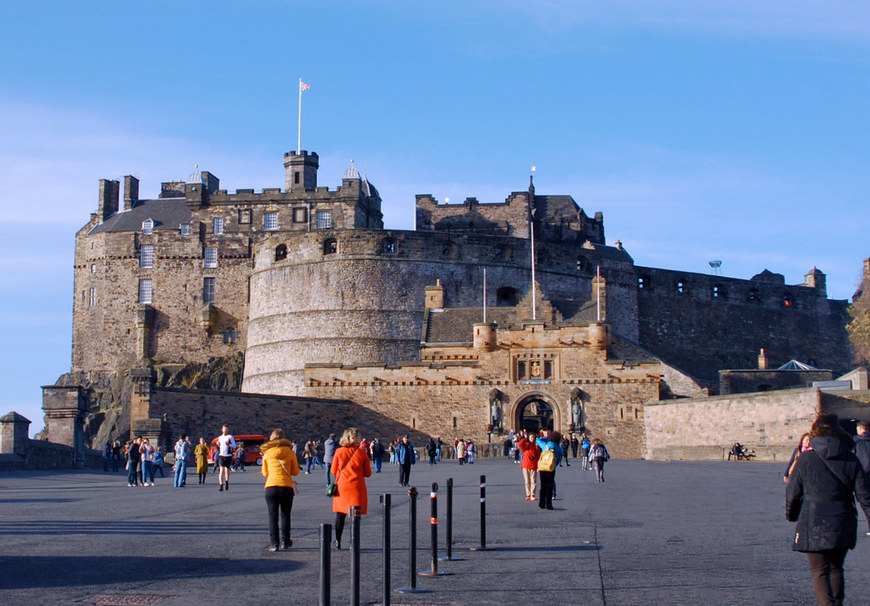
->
xmin=51 ymin=149 xmax=853 ymax=459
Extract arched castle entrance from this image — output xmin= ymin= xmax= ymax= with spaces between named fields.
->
xmin=513 ymin=393 xmax=559 ymax=433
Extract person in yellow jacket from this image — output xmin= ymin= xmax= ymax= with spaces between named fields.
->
xmin=261 ymin=429 xmax=300 ymax=552
xmin=194 ymin=437 xmax=210 ymax=485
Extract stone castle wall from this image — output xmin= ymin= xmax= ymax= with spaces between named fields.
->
xmin=644 ymin=387 xmax=823 ymax=461
xmin=636 ymin=266 xmax=851 ymax=383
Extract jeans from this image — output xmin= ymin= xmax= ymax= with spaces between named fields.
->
xmin=399 ymin=462 xmax=411 ymax=486
xmin=807 ymin=549 xmax=848 ymax=606
xmin=127 ymin=460 xmax=139 ymax=485
xmin=374 ymin=457 xmax=382 ymax=473
xmin=324 ymin=463 xmax=332 ymax=487
xmin=141 ymin=461 xmax=153 ymax=484
xmin=265 ymin=486 xmax=294 ymax=547
xmin=174 ymin=459 xmax=188 ymax=487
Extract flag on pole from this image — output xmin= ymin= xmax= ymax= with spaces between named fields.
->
xmin=300 ymin=80 xmax=310 ymax=92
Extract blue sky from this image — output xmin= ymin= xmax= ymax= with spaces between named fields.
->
xmin=2 ymin=1 xmax=869 ymax=435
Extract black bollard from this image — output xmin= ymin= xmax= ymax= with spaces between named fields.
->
xmin=470 ymin=474 xmax=494 ymax=551
xmin=395 ymin=486 xmax=431 ymax=594
xmin=380 ymin=493 xmax=391 ymax=606
xmin=419 ymin=482 xmax=451 ymax=577
xmin=440 ymin=477 xmax=463 ymax=561
xmin=350 ymin=506 xmax=361 ymax=606
xmin=319 ymin=523 xmax=332 ymax=606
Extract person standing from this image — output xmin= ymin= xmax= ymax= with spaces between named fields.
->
xmin=216 ymin=425 xmax=237 ymax=491
xmin=456 ymin=438 xmax=467 ymax=465
xmin=580 ymin=434 xmax=591 ymax=471
xmin=112 ymin=440 xmax=121 ymax=472
xmin=370 ymin=438 xmax=384 ymax=473
xmin=153 ymin=447 xmax=165 ymax=478
xmin=126 ymin=438 xmax=141 ymax=487
xmin=536 ymin=434 xmax=557 ymax=510
xmin=323 ymin=433 xmax=337 ymax=487
xmin=303 ymin=440 xmax=315 ymax=474
xmin=261 ymin=429 xmax=299 ymax=552
xmin=395 ymin=435 xmax=415 ymax=487
xmin=102 ymin=441 xmax=112 ymax=472
xmin=590 ymin=438 xmax=610 ymax=483
xmin=518 ymin=432 xmax=541 ymax=501
xmin=330 ymin=428 xmax=372 ymax=549
xmin=426 ymin=437 xmax=437 ymax=465
xmin=570 ymin=434 xmax=579 ymax=459
xmin=786 ymin=413 xmax=870 ymax=606
xmin=173 ymin=435 xmax=190 ymax=488
xmin=140 ymin=438 xmax=155 ymax=486
xmin=194 ymin=437 xmax=210 ymax=485
xmin=854 ymin=422 xmax=870 ymax=477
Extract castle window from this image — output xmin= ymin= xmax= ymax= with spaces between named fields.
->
xmin=577 ymin=257 xmax=587 ymax=271
xmin=213 ymin=216 xmax=224 ymax=235
xmin=676 ymin=279 xmax=687 ymax=294
xmin=203 ymin=277 xmax=215 ymax=303
xmin=275 ymin=244 xmax=287 ymax=261
xmin=516 ymin=360 xmax=526 ymax=381
xmin=638 ymin=276 xmax=646 ymax=289
xmin=748 ymin=288 xmax=760 ymax=303
xmin=496 ymin=286 xmax=518 ymax=307
xmin=223 ymin=329 xmax=237 ymax=344
xmin=783 ymin=295 xmax=792 ymax=308
xmin=316 ymin=210 xmax=332 ymax=229
xmin=293 ymin=208 xmax=307 ymax=223
xmin=138 ymin=279 xmax=153 ymax=304
xmin=91 ymin=264 xmax=97 ymax=274
xmin=204 ymin=247 xmax=218 ymax=268
xmin=544 ymin=360 xmax=553 ymax=380
xmin=140 ymin=244 xmax=154 ymax=268
xmin=712 ymin=284 xmax=724 ymax=299
xmin=238 ymin=209 xmax=252 ymax=224
xmin=323 ymin=238 xmax=337 ymax=255
xmin=381 ymin=238 xmax=396 ymax=254
xmin=88 ymin=287 xmax=97 ymax=307
xmin=264 ymin=211 xmax=278 ymax=231
xmin=179 ymin=223 xmax=191 ymax=236
xmin=142 ymin=218 xmax=154 ymax=235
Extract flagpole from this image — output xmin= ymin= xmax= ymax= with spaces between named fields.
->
xmin=483 ymin=268 xmax=487 ymax=324
xmin=297 ymin=78 xmax=303 ymax=154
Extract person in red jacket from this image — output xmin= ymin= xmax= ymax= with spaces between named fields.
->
xmin=518 ymin=433 xmax=541 ymax=501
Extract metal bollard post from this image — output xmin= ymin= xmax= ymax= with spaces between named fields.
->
xmin=470 ymin=474 xmax=494 ymax=551
xmin=319 ymin=523 xmax=332 ymax=606
xmin=350 ymin=506 xmax=361 ymax=606
xmin=395 ymin=486 xmax=431 ymax=594
xmin=419 ymin=482 xmax=451 ymax=577
xmin=440 ymin=477 xmax=463 ymax=561
xmin=380 ymin=493 xmax=391 ymax=606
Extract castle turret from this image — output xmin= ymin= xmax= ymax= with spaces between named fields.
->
xmin=473 ymin=322 xmax=497 ymax=351
xmin=804 ymin=267 xmax=826 ymax=293
xmin=284 ymin=150 xmax=319 ymax=192
xmin=425 ymin=279 xmax=445 ymax=310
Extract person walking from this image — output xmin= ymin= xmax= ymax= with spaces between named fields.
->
xmin=323 ymin=433 xmax=337 ymax=487
xmin=330 ymin=427 xmax=372 ymax=550
xmin=194 ymin=437 xmax=210 ymax=485
xmin=518 ymin=432 xmax=541 ymax=501
xmin=216 ymin=425 xmax=236 ymax=491
xmin=153 ymin=447 xmax=165 ymax=478
xmin=854 ymin=421 xmax=870 ymax=476
xmin=395 ymin=435 xmax=415 ymax=487
xmin=590 ymin=438 xmax=610 ymax=482
xmin=784 ymin=433 xmax=812 ymax=484
xmin=261 ymin=429 xmax=299 ymax=552
xmin=786 ymin=413 xmax=870 ymax=606
xmin=580 ymin=434 xmax=591 ymax=471
xmin=173 ymin=435 xmax=190 ymax=488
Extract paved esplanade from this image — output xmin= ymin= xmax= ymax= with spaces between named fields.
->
xmin=2 ymin=458 xmax=869 ymax=605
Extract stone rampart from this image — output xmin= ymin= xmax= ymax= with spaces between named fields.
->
xmin=644 ymin=388 xmax=823 ymax=461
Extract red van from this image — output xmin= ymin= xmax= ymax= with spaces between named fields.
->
xmin=208 ymin=434 xmax=267 ymax=466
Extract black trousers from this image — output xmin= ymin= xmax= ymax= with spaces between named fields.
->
xmin=265 ymin=486 xmax=294 ymax=546
xmin=807 ymin=548 xmax=848 ymax=606
xmin=399 ymin=462 xmax=411 ymax=486
xmin=538 ymin=471 xmax=555 ymax=509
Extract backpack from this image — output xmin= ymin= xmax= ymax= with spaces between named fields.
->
xmin=591 ymin=445 xmax=609 ymax=461
xmin=538 ymin=447 xmax=556 ymax=472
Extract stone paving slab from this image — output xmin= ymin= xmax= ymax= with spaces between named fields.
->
xmin=1 ymin=458 xmax=869 ymax=605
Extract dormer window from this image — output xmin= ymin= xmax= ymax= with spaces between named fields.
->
xmin=142 ymin=218 xmax=154 ymax=235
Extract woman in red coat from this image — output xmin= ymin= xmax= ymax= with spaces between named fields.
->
xmin=330 ymin=427 xmax=372 ymax=549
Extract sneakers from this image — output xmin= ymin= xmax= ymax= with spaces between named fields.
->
xmin=268 ymin=544 xmax=279 ymax=552
xmin=525 ymin=495 xmax=532 ymax=501
xmin=332 ymin=539 xmax=341 ymax=550
xmin=530 ymin=496 xmax=537 ymax=501
xmin=280 ymin=540 xmax=292 ymax=550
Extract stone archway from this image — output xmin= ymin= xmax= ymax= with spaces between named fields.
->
xmin=513 ymin=393 xmax=559 ymax=433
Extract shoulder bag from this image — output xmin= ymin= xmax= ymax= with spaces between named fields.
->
xmin=327 ymin=448 xmax=356 ymax=497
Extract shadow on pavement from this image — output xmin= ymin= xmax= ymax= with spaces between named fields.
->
xmin=0 ymin=556 xmax=302 ymax=590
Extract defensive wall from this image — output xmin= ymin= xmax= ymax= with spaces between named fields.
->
xmin=644 ymin=386 xmax=870 ymax=461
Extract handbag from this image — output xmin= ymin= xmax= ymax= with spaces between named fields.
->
xmin=327 ymin=449 xmax=356 ymax=497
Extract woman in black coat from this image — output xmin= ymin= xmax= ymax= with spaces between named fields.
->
xmin=785 ymin=413 xmax=870 ymax=605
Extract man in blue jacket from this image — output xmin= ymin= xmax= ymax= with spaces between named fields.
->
xmin=395 ymin=435 xmax=415 ymax=487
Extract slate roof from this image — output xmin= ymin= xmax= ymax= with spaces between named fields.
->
xmin=90 ymin=199 xmax=193 ymax=234
xmin=423 ymin=307 xmax=519 ymax=344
